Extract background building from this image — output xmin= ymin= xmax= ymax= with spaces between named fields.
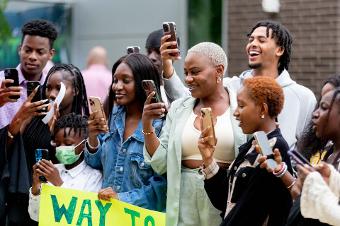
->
xmin=1 ymin=0 xmax=339 ymax=95
xmin=226 ymin=0 xmax=340 ymax=96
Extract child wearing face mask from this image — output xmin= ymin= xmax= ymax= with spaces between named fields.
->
xmin=28 ymin=113 xmax=102 ymax=222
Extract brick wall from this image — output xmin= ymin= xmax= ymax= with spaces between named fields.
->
xmin=226 ymin=0 xmax=340 ymax=96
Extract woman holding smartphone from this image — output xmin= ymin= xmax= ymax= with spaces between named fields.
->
xmin=198 ymin=76 xmax=293 ymax=226
xmin=259 ymin=77 xmax=340 ymax=226
xmin=85 ymin=53 xmax=167 ymax=211
xmin=142 ymin=42 xmax=246 ymax=226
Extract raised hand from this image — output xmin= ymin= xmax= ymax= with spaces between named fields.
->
xmin=160 ymin=34 xmax=181 ymax=78
xmin=257 ymin=148 xmax=283 ymax=173
xmin=31 ymin=163 xmax=43 ymax=195
xmin=315 ymin=162 xmax=331 ymax=184
xmin=198 ymin=126 xmax=216 ymax=167
xmin=36 ymin=159 xmax=63 ymax=186
xmin=142 ymin=91 xmax=166 ymax=129
xmin=8 ymin=85 xmax=49 ymax=136
xmin=98 ymin=187 xmax=118 ymax=201
xmin=0 ymin=79 xmax=22 ymax=107
xmin=87 ymin=111 xmax=108 ymax=149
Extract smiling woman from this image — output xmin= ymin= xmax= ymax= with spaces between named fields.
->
xmin=142 ymin=42 xmax=246 ymax=226
xmin=85 ymin=53 xmax=167 ymax=212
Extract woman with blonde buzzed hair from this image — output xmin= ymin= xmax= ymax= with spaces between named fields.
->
xmin=142 ymin=42 xmax=246 ymax=226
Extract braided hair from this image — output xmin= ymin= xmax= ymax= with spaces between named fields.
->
xmin=248 ymin=20 xmax=292 ymax=74
xmin=53 ymin=113 xmax=88 ymax=139
xmin=42 ymin=63 xmax=89 ymax=116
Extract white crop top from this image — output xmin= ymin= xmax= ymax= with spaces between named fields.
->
xmin=181 ymin=108 xmax=235 ymax=163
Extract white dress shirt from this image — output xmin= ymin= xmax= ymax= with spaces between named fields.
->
xmin=28 ymin=160 xmax=102 ymax=221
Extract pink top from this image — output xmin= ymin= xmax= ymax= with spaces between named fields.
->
xmin=0 ymin=65 xmax=47 ymax=129
xmin=82 ymin=64 xmax=112 ymax=102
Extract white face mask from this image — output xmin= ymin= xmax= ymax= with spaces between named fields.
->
xmin=55 ymin=139 xmax=86 ymax=165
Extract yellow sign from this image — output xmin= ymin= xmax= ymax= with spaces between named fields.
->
xmin=39 ymin=184 xmax=166 ymax=226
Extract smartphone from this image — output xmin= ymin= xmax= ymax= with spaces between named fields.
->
xmin=4 ymin=68 xmax=20 ymax=100
xmin=27 ymin=81 xmax=41 ymax=103
xmin=288 ymin=150 xmax=313 ymax=168
xmin=253 ymin=131 xmax=277 ymax=170
xmin=35 ymin=149 xmax=49 ymax=182
xmin=126 ymin=46 xmax=140 ymax=54
xmin=162 ymin=22 xmax=179 ymax=57
xmin=200 ymin=107 xmax=216 ymax=146
xmin=141 ymin=80 xmax=162 ymax=103
xmin=89 ymin=96 xmax=108 ymax=131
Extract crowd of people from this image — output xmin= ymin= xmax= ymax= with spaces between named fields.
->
xmin=0 ymin=18 xmax=339 ymax=226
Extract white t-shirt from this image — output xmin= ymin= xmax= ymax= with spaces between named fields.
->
xmin=28 ymin=160 xmax=102 ymax=221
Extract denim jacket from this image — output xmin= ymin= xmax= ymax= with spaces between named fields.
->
xmin=85 ymin=105 xmax=166 ymax=211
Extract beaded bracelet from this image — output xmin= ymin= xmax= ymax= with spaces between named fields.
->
xmin=273 ymin=162 xmax=287 ymax=178
xmin=86 ymin=137 xmax=100 ymax=150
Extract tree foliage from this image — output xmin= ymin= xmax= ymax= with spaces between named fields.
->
xmin=0 ymin=0 xmax=11 ymax=40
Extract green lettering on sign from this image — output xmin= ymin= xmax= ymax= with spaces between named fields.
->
xmin=144 ymin=216 xmax=155 ymax=226
xmin=124 ymin=208 xmax=141 ymax=226
xmin=76 ymin=199 xmax=92 ymax=226
xmin=51 ymin=195 xmax=77 ymax=224
xmin=95 ymin=200 xmax=112 ymax=226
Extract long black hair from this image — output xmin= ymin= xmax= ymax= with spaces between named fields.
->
xmin=107 ymin=53 xmax=161 ymax=116
xmin=248 ymin=20 xmax=292 ymax=74
xmin=42 ymin=63 xmax=89 ymax=116
xmin=298 ymin=77 xmax=340 ymax=159
xmin=322 ymin=75 xmax=340 ymax=91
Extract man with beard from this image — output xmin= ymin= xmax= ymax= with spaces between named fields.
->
xmin=228 ymin=20 xmax=316 ymax=149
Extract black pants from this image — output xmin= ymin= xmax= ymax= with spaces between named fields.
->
xmin=7 ymin=193 xmax=38 ymax=226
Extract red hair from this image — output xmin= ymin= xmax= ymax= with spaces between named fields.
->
xmin=243 ymin=76 xmax=284 ymax=118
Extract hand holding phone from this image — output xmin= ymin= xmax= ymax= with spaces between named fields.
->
xmin=254 ymin=131 xmax=277 ymax=170
xmin=35 ymin=149 xmax=49 ymax=182
xmin=89 ymin=96 xmax=108 ymax=132
xmin=200 ymin=107 xmax=216 ymax=146
xmin=27 ymin=81 xmax=42 ymax=103
xmin=0 ymin=79 xmax=22 ymax=107
xmin=4 ymin=68 xmax=20 ymax=100
xmin=162 ymin=22 xmax=179 ymax=57
xmin=142 ymin=80 xmax=162 ymax=103
xmin=288 ymin=150 xmax=313 ymax=168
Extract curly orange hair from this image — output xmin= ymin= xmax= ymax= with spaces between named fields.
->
xmin=243 ymin=76 xmax=284 ymax=118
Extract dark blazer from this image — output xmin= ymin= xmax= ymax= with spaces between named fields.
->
xmin=205 ymin=128 xmax=293 ymax=226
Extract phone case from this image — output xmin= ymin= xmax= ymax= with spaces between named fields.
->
xmin=27 ymin=81 xmax=41 ymax=102
xmin=141 ymin=80 xmax=162 ymax=103
xmin=89 ymin=96 xmax=107 ymax=121
xmin=126 ymin=46 xmax=140 ymax=54
xmin=253 ymin=131 xmax=277 ymax=169
xmin=162 ymin=22 xmax=179 ymax=57
xmin=200 ymin=107 xmax=216 ymax=146
xmin=288 ymin=150 xmax=313 ymax=167
xmin=4 ymin=68 xmax=20 ymax=99
xmin=35 ymin=149 xmax=49 ymax=182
